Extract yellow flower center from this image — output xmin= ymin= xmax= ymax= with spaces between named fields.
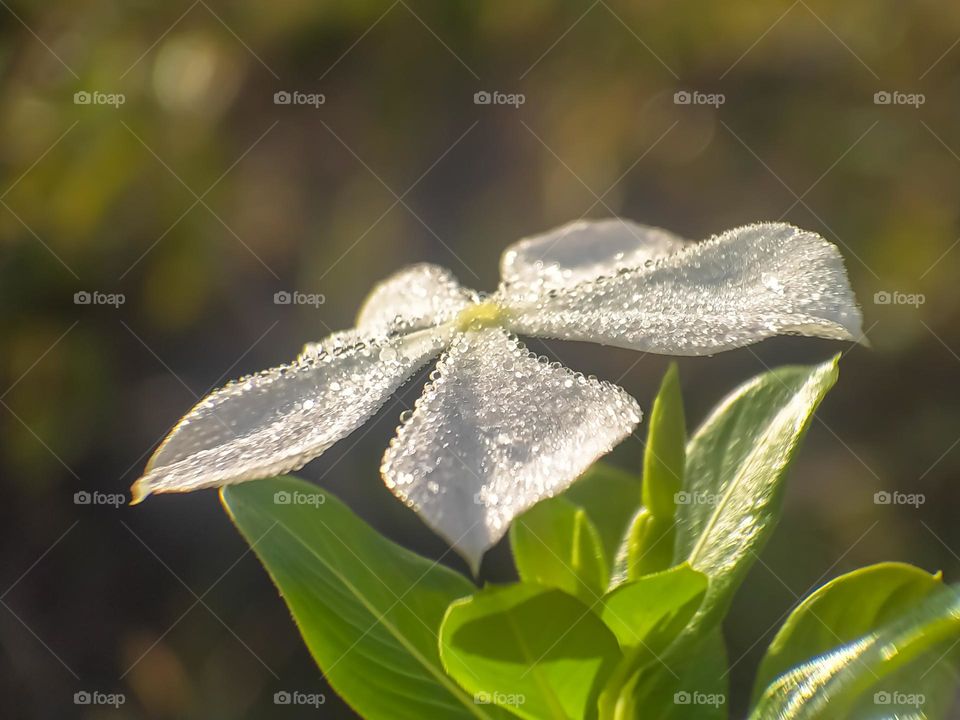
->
xmin=454 ymin=299 xmax=509 ymax=332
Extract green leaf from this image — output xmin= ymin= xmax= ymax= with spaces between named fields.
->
xmin=597 ymin=565 xmax=709 ymax=718
xmin=674 ymin=356 xmax=840 ymax=626
xmin=752 ymin=562 xmax=944 ymax=706
xmin=606 ymin=365 xmax=686 ymax=587
xmin=599 ymin=564 xmax=707 ymax=655
xmin=613 ymin=507 xmax=676 ymax=583
xmin=602 ymin=628 xmax=728 ymax=720
xmin=564 ymin=463 xmax=643 ymax=569
xmin=751 ymin=584 xmax=960 ymax=720
xmin=221 ymin=476 xmax=506 ymax=720
xmin=642 ymin=363 xmax=686 ymax=519
xmin=440 ymin=583 xmax=622 ymax=720
xmin=510 ymin=496 xmax=609 ymax=604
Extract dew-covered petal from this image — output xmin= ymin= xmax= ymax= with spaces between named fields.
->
xmin=132 ymin=328 xmax=450 ymax=501
xmin=502 ymin=223 xmax=863 ymax=356
xmin=499 ymin=218 xmax=688 ymax=297
xmin=355 ymin=263 xmax=477 ymax=334
xmin=381 ymin=327 xmax=642 ymax=572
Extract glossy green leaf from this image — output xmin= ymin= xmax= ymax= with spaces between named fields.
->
xmin=606 ymin=365 xmax=686 ymax=588
xmin=564 ymin=463 xmax=643 ymax=569
xmin=597 ymin=565 xmax=709 ymax=718
xmin=751 ymin=584 xmax=960 ymax=720
xmin=752 ymin=562 xmax=944 ymax=706
xmin=610 ymin=508 xmax=675 ymax=586
xmin=642 ymin=363 xmax=686 ymax=519
xmin=440 ymin=583 xmax=622 ymax=720
xmin=510 ymin=496 xmax=608 ymax=604
xmin=602 ymin=628 xmax=728 ymax=720
xmin=221 ymin=476 xmax=506 ymax=720
xmin=674 ymin=356 xmax=840 ymax=626
xmin=599 ymin=564 xmax=707 ymax=654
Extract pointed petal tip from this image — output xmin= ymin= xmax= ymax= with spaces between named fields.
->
xmin=129 ymin=477 xmax=151 ymax=505
xmin=443 ymin=531 xmax=486 ymax=579
xmin=465 ymin=554 xmax=482 ymax=579
xmin=835 ymin=314 xmax=868 ymax=348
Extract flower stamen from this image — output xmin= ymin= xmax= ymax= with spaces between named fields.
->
xmin=455 ymin=299 xmax=509 ymax=332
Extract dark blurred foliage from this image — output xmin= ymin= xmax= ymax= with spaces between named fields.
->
xmin=2 ymin=0 xmax=960 ymax=717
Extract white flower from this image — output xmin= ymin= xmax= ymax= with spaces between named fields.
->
xmin=132 ymin=219 xmax=862 ymax=570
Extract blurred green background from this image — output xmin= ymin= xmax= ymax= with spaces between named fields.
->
xmin=2 ymin=0 xmax=960 ymax=717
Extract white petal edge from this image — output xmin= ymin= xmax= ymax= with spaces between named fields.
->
xmin=499 ymin=218 xmax=688 ymax=298
xmin=355 ymin=263 xmax=477 ymax=334
xmin=501 ymin=223 xmax=864 ymax=356
xmin=132 ymin=327 xmax=450 ymax=502
xmin=381 ymin=327 xmax=642 ymax=573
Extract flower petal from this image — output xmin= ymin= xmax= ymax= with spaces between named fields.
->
xmin=356 ymin=263 xmax=476 ymax=333
xmin=132 ymin=328 xmax=449 ymax=501
xmin=499 ymin=218 xmax=688 ymax=297
xmin=502 ymin=223 xmax=863 ymax=355
xmin=381 ymin=327 xmax=641 ymax=572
